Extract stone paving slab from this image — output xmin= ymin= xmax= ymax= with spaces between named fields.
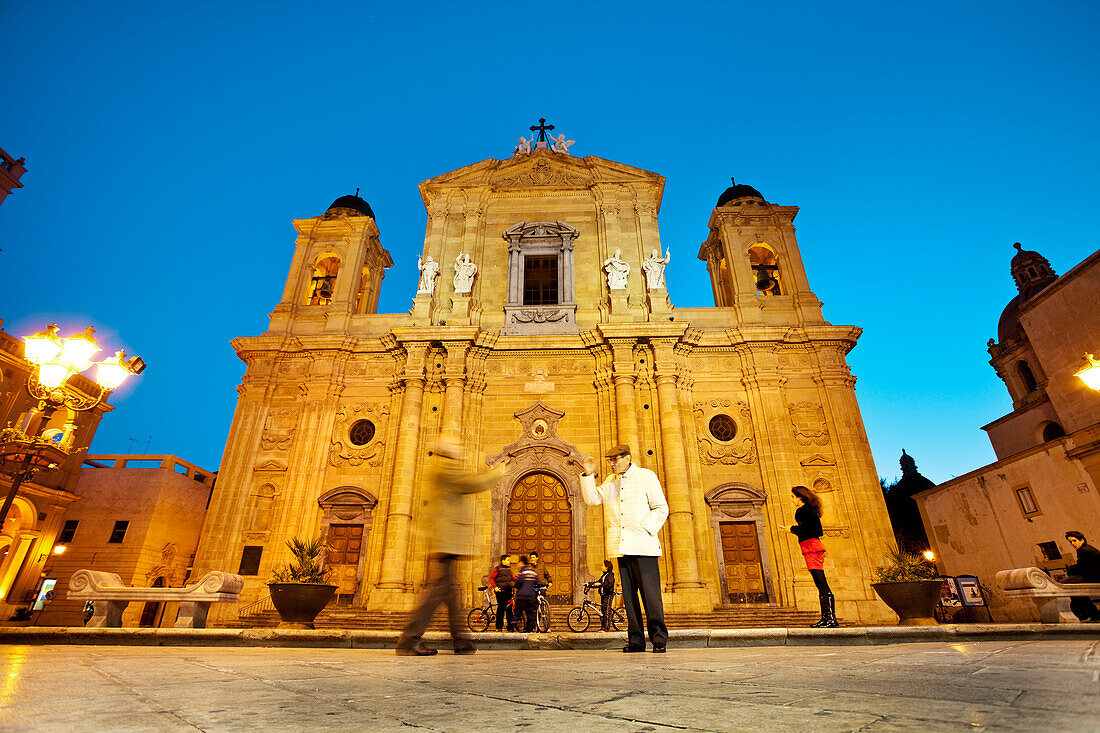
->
xmin=1 ymin=623 xmax=1097 ymax=649
xmin=0 ymin=639 xmax=1098 ymax=731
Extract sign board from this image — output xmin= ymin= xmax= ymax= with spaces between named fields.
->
xmin=956 ymin=575 xmax=986 ymax=607
xmin=938 ymin=577 xmax=961 ymax=608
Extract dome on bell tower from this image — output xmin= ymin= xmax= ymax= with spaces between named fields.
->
xmin=997 ymin=243 xmax=1059 ymax=341
xmin=716 ymin=177 xmax=765 ymax=207
xmin=325 ymin=190 xmax=375 ymax=219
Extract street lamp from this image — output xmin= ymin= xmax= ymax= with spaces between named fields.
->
xmin=1075 ymin=353 xmax=1100 ymax=392
xmin=0 ymin=324 xmax=145 ymax=528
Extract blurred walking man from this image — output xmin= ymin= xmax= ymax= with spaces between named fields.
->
xmin=396 ymin=437 xmax=506 ymax=655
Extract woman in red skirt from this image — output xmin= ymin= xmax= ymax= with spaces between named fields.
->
xmin=790 ymin=485 xmax=838 ymax=628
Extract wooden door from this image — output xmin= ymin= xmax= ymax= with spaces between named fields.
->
xmin=720 ymin=521 xmax=766 ymax=603
xmin=506 ymin=472 xmax=572 ymax=602
xmin=327 ymin=524 xmax=364 ymax=599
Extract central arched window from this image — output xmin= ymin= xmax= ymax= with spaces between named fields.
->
xmin=502 ymin=221 xmax=579 ymax=335
xmin=306 ymin=254 xmax=341 ymax=305
xmin=1016 ymin=360 xmax=1038 ymax=393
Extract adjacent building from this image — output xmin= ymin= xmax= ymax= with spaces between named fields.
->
xmin=192 ymin=129 xmax=897 ymax=626
xmin=914 ymin=244 xmax=1100 ymax=620
xmin=35 ymin=455 xmax=215 ymax=627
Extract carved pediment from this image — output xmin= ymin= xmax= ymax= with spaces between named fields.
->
xmin=493 ymin=156 xmax=591 ymax=188
xmin=799 ymin=453 xmax=835 ymax=467
xmin=254 ymin=459 xmax=287 ymax=472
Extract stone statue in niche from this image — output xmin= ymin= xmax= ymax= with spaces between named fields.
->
xmin=551 ymin=133 xmax=575 ymax=154
xmin=417 ymin=254 xmax=440 ymax=295
xmin=453 ymin=252 xmax=477 ymax=294
xmin=603 ymin=248 xmax=630 ymax=290
xmin=642 ymin=247 xmax=671 ymax=289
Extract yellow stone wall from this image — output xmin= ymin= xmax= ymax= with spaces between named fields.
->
xmin=193 ymin=149 xmax=897 ymax=625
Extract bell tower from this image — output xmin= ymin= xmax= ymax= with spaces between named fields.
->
xmin=697 ymin=179 xmax=825 ymax=326
xmin=268 ymin=192 xmax=394 ymax=335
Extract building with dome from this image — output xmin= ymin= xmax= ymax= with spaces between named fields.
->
xmin=914 ymin=243 xmax=1100 ymax=620
xmin=192 ymin=128 xmax=897 ymax=625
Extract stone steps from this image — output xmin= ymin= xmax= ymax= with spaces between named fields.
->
xmin=223 ymin=606 xmax=824 ymax=630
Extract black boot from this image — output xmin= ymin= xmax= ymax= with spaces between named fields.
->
xmin=811 ymin=592 xmax=838 ymax=628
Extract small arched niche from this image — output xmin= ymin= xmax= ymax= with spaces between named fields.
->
xmin=1016 ymin=360 xmax=1038 ymax=394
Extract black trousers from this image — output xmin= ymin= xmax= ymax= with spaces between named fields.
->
xmin=513 ymin=597 xmax=538 ymax=632
xmin=617 ymin=555 xmax=667 ymax=647
xmin=495 ymin=587 xmax=514 ymax=630
xmin=399 ymin=553 xmax=468 ymax=645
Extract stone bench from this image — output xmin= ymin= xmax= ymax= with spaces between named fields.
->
xmin=995 ymin=566 xmax=1100 ymax=623
xmin=68 ymin=570 xmax=244 ymax=628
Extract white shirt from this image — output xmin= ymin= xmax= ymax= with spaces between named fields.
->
xmin=580 ymin=463 xmax=669 ymax=558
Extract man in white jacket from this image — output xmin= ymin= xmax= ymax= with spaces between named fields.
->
xmin=581 ymin=444 xmax=670 ymax=653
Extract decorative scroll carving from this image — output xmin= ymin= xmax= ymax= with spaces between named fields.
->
xmin=789 ymin=401 xmax=829 ymax=446
xmin=693 ymin=399 xmax=757 ymax=465
xmin=260 ymin=408 xmax=297 ymax=452
xmin=330 ymin=402 xmax=390 ymax=467
xmin=511 ymin=308 xmax=569 ymax=324
xmin=495 ymin=158 xmax=588 ymax=188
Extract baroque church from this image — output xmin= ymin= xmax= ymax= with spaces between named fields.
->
xmin=192 ymin=124 xmax=896 ymax=625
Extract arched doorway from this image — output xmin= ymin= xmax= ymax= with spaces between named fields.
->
xmin=506 ymin=472 xmax=573 ymax=603
xmin=139 ymin=577 xmax=165 ymax=627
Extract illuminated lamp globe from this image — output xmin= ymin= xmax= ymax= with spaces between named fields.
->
xmin=1076 ymin=354 xmax=1100 ymax=392
xmin=37 ymin=363 xmax=72 ymax=391
xmin=59 ymin=327 xmax=101 ymax=373
xmin=23 ymin=324 xmax=64 ymax=366
xmin=96 ymin=351 xmax=134 ymax=391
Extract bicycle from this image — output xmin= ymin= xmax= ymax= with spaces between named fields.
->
xmin=466 ymin=585 xmax=497 ymax=633
xmin=566 ymin=582 xmax=626 ymax=632
xmin=535 ymin=584 xmax=550 ymax=632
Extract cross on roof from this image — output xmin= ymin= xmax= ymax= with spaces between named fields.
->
xmin=529 ymin=118 xmax=555 ymax=144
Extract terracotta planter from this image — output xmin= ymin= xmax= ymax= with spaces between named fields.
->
xmin=267 ymin=583 xmax=337 ymax=629
xmin=871 ymin=580 xmax=943 ymax=626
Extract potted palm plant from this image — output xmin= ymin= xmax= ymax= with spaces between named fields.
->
xmin=871 ymin=544 xmax=942 ymax=626
xmin=267 ymin=535 xmax=337 ymax=629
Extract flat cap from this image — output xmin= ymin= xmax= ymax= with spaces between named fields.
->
xmin=604 ymin=444 xmax=632 ymax=458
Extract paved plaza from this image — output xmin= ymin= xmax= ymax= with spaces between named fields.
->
xmin=0 ymin=639 xmax=1097 ymax=732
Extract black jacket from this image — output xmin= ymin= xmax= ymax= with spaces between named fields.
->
xmin=1067 ymin=543 xmax=1100 ymax=583
xmin=790 ymin=504 xmax=823 ymax=542
xmin=598 ymin=569 xmax=615 ymax=596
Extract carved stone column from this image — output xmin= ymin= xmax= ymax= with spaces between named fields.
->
xmin=654 ymin=369 xmax=703 ymax=589
xmin=377 ymin=343 xmax=428 ymax=590
xmin=609 ymin=338 xmax=639 ymax=451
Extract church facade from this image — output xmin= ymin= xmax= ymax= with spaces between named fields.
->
xmin=192 ymin=129 xmax=896 ymax=625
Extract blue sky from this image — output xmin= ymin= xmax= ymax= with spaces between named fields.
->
xmin=2 ymin=1 xmax=1098 ymax=483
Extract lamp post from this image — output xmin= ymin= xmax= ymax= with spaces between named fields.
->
xmin=0 ymin=324 xmax=145 ymax=528
xmin=1075 ymin=353 xmax=1100 ymax=392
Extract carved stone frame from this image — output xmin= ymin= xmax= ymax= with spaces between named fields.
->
xmin=501 ymin=221 xmax=579 ymax=335
xmin=486 ymin=401 xmax=589 ymax=606
xmin=704 ymin=483 xmax=777 ymax=607
xmin=317 ymin=486 xmax=378 ymax=606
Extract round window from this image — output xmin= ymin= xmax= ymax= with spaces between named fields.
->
xmin=708 ymin=414 xmax=737 ymax=442
xmin=349 ymin=419 xmax=376 ymax=446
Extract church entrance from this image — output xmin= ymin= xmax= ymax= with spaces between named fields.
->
xmin=506 ymin=472 xmax=572 ymax=604
xmin=718 ymin=522 xmax=766 ymax=603
xmin=327 ymin=524 xmax=364 ymax=602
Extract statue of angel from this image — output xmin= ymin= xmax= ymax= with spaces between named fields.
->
xmin=514 ymin=136 xmax=533 ymax=155
xmin=453 ymin=252 xmax=477 ymax=294
xmin=417 ymin=254 xmax=440 ymax=295
xmin=603 ymin=248 xmax=630 ymax=290
xmin=642 ymin=247 xmax=671 ymax=289
xmin=551 ymin=133 xmax=575 ymax=154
